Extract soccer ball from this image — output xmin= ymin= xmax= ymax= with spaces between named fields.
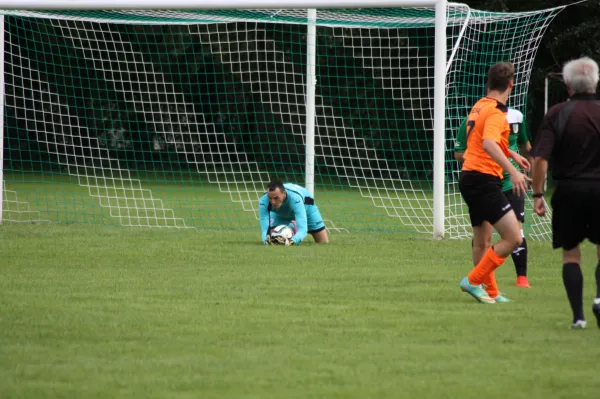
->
xmin=270 ymin=225 xmax=294 ymax=245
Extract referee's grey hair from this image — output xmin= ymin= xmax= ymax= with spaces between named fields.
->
xmin=562 ymin=57 xmax=599 ymax=94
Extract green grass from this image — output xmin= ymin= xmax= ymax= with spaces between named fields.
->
xmin=1 ymin=224 xmax=599 ymax=398
xmin=1 ymin=171 xmax=442 ymax=233
xmin=2 ymin=172 xmax=549 ymax=239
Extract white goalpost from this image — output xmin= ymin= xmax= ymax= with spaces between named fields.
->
xmin=0 ymin=1 xmax=562 ymax=239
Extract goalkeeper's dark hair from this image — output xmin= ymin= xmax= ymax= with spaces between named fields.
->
xmin=486 ymin=62 xmax=514 ymax=92
xmin=267 ymin=180 xmax=286 ymax=192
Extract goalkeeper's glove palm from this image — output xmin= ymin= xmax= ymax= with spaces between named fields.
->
xmin=271 ymin=236 xmax=295 ymax=246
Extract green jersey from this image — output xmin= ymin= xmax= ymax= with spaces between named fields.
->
xmin=454 ymin=108 xmax=530 ymax=192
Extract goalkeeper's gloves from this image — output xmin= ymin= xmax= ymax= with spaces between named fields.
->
xmin=271 ymin=236 xmax=295 ymax=246
xmin=264 ymin=235 xmax=272 ymax=245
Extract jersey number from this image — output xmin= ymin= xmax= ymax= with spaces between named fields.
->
xmin=466 ymin=120 xmax=476 ymax=141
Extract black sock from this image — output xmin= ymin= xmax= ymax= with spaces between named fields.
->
xmin=563 ymin=263 xmax=584 ymax=323
xmin=511 ymin=237 xmax=528 ymax=277
xmin=595 ymin=262 xmax=600 ymax=299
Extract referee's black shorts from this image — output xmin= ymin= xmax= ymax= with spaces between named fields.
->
xmin=503 ymin=190 xmax=525 ymax=223
xmin=551 ymin=180 xmax=600 ymax=250
xmin=459 ymin=171 xmax=513 ymax=227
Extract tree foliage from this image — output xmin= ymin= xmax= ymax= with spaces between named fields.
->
xmin=466 ymin=0 xmax=600 ymax=136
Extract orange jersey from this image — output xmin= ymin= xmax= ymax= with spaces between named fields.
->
xmin=462 ymin=97 xmax=511 ymax=178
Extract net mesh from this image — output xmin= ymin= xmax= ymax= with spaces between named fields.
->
xmin=0 ymin=5 xmax=564 ymax=238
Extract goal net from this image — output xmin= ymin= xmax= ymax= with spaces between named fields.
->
xmin=0 ymin=4 xmax=564 ymax=239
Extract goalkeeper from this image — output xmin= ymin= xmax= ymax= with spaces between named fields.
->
xmin=259 ymin=180 xmax=329 ymax=245
xmin=454 ymin=106 xmax=533 ymax=289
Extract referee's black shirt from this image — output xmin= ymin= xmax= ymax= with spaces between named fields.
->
xmin=532 ymin=94 xmax=600 ymax=180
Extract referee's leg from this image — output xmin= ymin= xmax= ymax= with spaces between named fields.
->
xmin=562 ymin=245 xmax=585 ymax=327
xmin=594 ymin=245 xmax=600 ymax=328
xmin=552 ymin=185 xmax=588 ymax=328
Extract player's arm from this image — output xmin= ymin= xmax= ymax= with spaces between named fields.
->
xmin=518 ymin=117 xmax=533 ymax=159
xmin=453 ymin=118 xmax=468 ymax=162
xmin=290 ymin=198 xmax=308 ymax=245
xmin=258 ymin=194 xmax=271 ymax=244
xmin=519 ymin=142 xmax=532 ymax=157
xmin=485 ymin=140 xmax=520 ymax=176
xmin=531 ymin=157 xmax=548 ymax=197
xmin=508 ymin=149 xmax=530 ymax=172
xmin=531 ymin=114 xmax=555 ymax=216
xmin=531 ymin=156 xmax=548 ymax=216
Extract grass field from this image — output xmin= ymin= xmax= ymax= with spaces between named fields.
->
xmin=3 ymin=171 xmax=434 ymax=232
xmin=1 ymin=223 xmax=599 ymax=398
xmin=2 ymin=171 xmax=551 ymax=241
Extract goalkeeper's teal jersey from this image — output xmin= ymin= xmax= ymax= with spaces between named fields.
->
xmin=258 ymin=183 xmax=315 ymax=245
xmin=454 ymin=107 xmax=530 ymax=192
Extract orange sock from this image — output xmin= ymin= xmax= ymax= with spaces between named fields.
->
xmin=468 ymin=247 xmax=506 ymax=286
xmin=482 ymin=271 xmax=499 ymax=298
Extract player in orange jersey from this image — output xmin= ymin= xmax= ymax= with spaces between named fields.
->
xmin=458 ymin=62 xmax=531 ymax=304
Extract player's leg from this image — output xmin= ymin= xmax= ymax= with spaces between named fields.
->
xmin=468 ymin=210 xmax=520 ymax=302
xmin=461 ymin=172 xmax=520 ymax=303
xmin=471 ymin=222 xmax=504 ymax=301
xmin=472 ymin=221 xmax=492 ymax=265
xmin=491 ymin=210 xmax=522 ymax=257
xmin=505 ymin=190 xmax=530 ymax=287
xmin=306 ymin=204 xmax=328 ymax=244
xmin=310 ymin=227 xmax=329 ymax=244
xmin=562 ymin=245 xmax=586 ymax=329
xmin=460 ymin=221 xmax=495 ymax=303
xmin=594 ymin=244 xmax=600 ymax=328
xmin=551 ymin=181 xmax=588 ymax=328
xmin=457 ymin=172 xmax=496 ymax=303
xmin=589 ymin=186 xmax=600 ymax=328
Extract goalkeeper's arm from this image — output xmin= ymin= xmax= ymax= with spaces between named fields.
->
xmin=258 ymin=194 xmax=271 ymax=244
xmin=290 ymin=200 xmax=308 ymax=245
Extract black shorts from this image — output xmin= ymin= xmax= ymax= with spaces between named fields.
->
xmin=503 ymin=190 xmax=525 ymax=223
xmin=551 ymin=180 xmax=600 ymax=250
xmin=459 ymin=171 xmax=512 ymax=227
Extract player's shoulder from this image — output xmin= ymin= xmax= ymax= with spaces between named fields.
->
xmin=545 ymin=100 xmax=571 ymax=118
xmin=284 ymin=183 xmax=307 ymax=194
xmin=283 ymin=182 xmax=302 ymax=191
xmin=537 ymin=101 xmax=571 ymax=129
xmin=258 ymin=192 xmax=269 ymax=206
xmin=471 ymin=97 xmax=507 ymax=118
xmin=283 ymin=184 xmax=305 ymax=201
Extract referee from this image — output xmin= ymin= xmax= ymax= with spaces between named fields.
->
xmin=531 ymin=56 xmax=600 ymax=329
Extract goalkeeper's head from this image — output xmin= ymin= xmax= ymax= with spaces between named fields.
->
xmin=266 ymin=180 xmax=286 ymax=210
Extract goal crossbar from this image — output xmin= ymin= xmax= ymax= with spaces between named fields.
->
xmin=0 ymin=0 xmax=446 ymax=11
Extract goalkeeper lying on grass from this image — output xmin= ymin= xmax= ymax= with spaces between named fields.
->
xmin=259 ymin=180 xmax=329 ymax=245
